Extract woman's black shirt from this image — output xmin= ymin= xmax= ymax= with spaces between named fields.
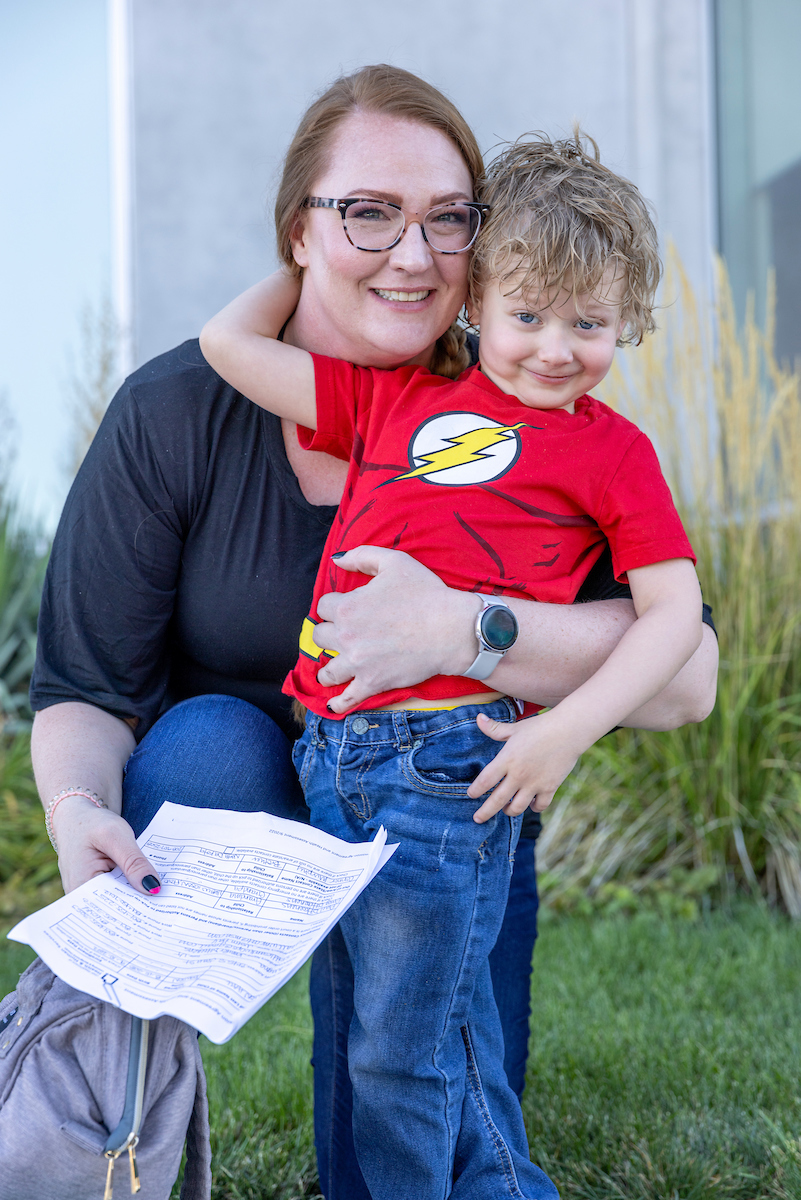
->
xmin=32 ymin=340 xmax=337 ymax=741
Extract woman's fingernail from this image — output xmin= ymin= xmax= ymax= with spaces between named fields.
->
xmin=331 ymin=551 xmax=345 ymax=559
xmin=142 ymin=875 xmax=161 ymax=894
xmin=326 ymin=701 xmax=334 ymax=712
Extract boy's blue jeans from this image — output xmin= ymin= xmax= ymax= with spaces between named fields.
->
xmin=293 ymin=700 xmax=555 ymax=1200
xmin=121 ymin=695 xmax=545 ymax=1199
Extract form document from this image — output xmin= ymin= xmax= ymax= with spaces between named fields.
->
xmin=9 ymin=802 xmax=396 ymax=1043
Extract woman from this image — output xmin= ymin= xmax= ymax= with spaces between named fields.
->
xmin=31 ymin=65 xmax=717 ymax=1198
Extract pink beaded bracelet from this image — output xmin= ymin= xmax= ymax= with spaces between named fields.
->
xmin=45 ymin=788 xmax=109 ymax=854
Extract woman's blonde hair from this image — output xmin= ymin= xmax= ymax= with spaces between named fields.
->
xmin=275 ymin=64 xmax=484 ymax=378
xmin=470 ymin=132 xmax=661 ymax=346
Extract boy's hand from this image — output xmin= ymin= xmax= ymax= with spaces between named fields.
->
xmin=468 ymin=710 xmax=584 ymax=823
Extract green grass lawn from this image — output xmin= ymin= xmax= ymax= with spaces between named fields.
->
xmin=526 ymin=908 xmax=801 ymax=1199
xmin=3 ymin=906 xmax=800 ymax=1200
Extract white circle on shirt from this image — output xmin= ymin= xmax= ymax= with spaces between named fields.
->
xmin=399 ymin=411 xmax=524 ymax=486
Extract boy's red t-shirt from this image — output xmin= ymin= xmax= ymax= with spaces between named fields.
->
xmin=283 ymin=358 xmax=695 ymax=718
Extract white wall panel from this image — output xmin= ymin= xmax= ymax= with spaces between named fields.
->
xmin=126 ymin=0 xmax=716 ymax=364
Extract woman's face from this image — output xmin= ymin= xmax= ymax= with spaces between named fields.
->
xmin=289 ymin=110 xmax=474 ymax=368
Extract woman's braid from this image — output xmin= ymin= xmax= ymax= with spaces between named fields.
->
xmin=429 ymin=322 xmax=471 ymax=380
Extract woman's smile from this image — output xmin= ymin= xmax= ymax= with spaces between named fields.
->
xmin=371 ymin=288 xmax=432 ymax=303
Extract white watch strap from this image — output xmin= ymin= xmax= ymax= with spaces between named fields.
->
xmin=463 ymin=645 xmax=506 ymax=681
xmin=463 ymin=597 xmax=513 ymax=681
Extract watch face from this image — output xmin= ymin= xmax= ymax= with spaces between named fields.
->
xmin=481 ymin=605 xmax=518 ymax=651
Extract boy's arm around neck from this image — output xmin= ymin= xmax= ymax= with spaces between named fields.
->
xmin=199 ymin=271 xmax=318 ymax=429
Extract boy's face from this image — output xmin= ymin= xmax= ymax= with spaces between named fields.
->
xmin=468 ymin=267 xmax=626 ymax=412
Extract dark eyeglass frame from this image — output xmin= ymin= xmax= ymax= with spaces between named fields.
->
xmin=303 ymin=196 xmax=491 ymax=254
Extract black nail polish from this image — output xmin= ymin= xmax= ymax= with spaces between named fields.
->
xmin=142 ymin=875 xmax=161 ymax=894
xmin=331 ymin=551 xmax=346 ymax=559
xmin=326 ymin=701 xmax=334 ymax=712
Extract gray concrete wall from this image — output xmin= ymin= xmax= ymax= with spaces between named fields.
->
xmin=128 ymin=0 xmax=716 ymax=366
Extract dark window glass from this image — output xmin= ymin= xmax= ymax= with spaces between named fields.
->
xmin=715 ymin=0 xmax=801 ymax=364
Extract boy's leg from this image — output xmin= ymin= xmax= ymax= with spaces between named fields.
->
xmin=311 ymin=834 xmax=540 ymax=1197
xmin=296 ymin=701 xmax=558 ymax=1200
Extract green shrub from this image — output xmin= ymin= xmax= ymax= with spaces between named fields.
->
xmin=0 ymin=732 xmax=61 ymax=928
xmin=0 ymin=492 xmax=47 ymax=730
xmin=0 ymin=490 xmax=57 ymax=924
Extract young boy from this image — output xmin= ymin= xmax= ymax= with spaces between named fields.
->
xmin=200 ymin=135 xmax=701 ymax=1199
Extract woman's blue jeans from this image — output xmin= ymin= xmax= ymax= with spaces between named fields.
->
xmin=121 ymin=696 xmax=541 ymax=1199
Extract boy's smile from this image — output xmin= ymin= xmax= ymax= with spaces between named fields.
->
xmin=469 ymin=267 xmax=626 ymax=412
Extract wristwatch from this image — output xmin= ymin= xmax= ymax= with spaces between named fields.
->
xmin=463 ymin=597 xmax=519 ymax=681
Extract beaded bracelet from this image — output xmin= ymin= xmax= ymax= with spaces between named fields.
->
xmin=45 ymin=788 xmax=109 ymax=854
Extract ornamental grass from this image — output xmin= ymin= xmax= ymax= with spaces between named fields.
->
xmin=540 ymin=253 xmax=801 ymax=917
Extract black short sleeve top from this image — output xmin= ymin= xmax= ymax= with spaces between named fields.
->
xmin=31 ymin=340 xmax=338 ymax=741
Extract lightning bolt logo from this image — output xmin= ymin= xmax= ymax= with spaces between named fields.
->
xmin=382 ymin=413 xmax=528 ymax=488
xmin=394 ymin=424 xmax=525 ymax=481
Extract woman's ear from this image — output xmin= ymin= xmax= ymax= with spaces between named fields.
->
xmin=290 ymin=214 xmax=310 ymax=270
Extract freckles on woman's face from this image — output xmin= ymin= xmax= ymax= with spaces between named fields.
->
xmin=290 ymin=110 xmax=474 ymax=369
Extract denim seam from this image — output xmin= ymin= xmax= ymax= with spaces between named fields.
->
xmin=354 ymin=745 xmax=376 ymax=820
xmin=299 ymin=738 xmax=316 ymax=793
xmin=508 ymin=813 xmax=522 ymax=869
xmin=460 ymin=1022 xmax=524 ymax=1198
xmin=325 ymin=935 xmax=345 ymax=1200
xmin=334 ymin=740 xmax=376 ymax=822
xmin=428 ymin=861 xmax=482 ymax=1192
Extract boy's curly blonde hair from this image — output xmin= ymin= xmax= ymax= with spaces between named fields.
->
xmin=470 ymin=132 xmax=661 ymax=346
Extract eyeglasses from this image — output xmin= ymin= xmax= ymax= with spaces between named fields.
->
xmin=303 ymin=196 xmax=490 ymax=254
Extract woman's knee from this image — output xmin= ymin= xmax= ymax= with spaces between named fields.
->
xmin=123 ymin=694 xmax=307 ymax=826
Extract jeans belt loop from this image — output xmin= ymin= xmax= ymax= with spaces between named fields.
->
xmin=391 ymin=710 xmax=412 ymax=752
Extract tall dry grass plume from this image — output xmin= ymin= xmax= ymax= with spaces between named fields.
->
xmin=538 ymin=250 xmax=801 ymax=917
xmin=65 ymin=297 xmax=122 ymax=477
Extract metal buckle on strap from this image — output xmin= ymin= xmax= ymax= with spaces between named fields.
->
xmin=103 ymin=1016 xmax=149 ymax=1196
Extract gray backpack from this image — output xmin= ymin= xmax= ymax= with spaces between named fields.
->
xmin=0 ymin=957 xmax=212 ymax=1200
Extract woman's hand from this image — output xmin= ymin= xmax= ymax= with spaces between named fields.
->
xmin=314 ymin=546 xmax=478 ymax=713
xmin=32 ymin=703 xmax=160 ymax=896
xmin=51 ymin=795 xmax=161 ymax=895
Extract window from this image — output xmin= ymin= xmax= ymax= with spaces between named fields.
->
xmin=715 ymin=0 xmax=801 ymax=364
